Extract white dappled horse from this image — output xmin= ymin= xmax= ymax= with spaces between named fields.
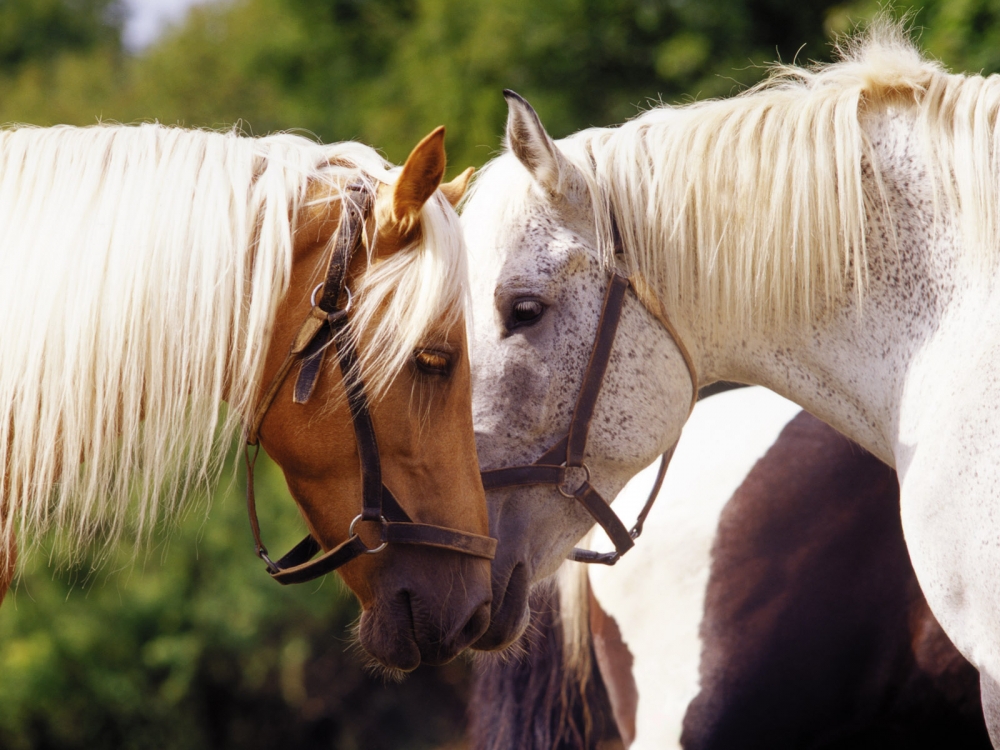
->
xmin=464 ymin=23 xmax=1000 ymax=741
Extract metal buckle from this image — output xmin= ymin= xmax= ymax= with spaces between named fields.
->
xmin=558 ymin=462 xmax=591 ymax=498
xmin=348 ymin=513 xmax=389 ymax=554
xmin=311 ymin=282 xmax=353 ymax=322
xmin=257 ymin=546 xmax=280 ymax=574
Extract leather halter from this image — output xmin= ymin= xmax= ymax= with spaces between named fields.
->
xmin=481 ymin=267 xmax=698 ymax=566
xmin=244 ymin=183 xmax=497 ymax=585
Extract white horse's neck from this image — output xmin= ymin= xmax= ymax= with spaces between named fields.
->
xmin=667 ymin=106 xmax=1000 ymax=741
xmin=676 ymin=106 xmax=980 ymax=469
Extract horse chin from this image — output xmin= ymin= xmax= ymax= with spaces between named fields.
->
xmin=472 ymin=562 xmax=532 ymax=651
xmin=357 ymin=604 xmax=422 ymax=673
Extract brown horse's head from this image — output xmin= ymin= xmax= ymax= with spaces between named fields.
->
xmin=255 ymin=128 xmax=489 ymax=672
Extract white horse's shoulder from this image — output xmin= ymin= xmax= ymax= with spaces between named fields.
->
xmin=897 ymin=357 xmax=1000 ymax=675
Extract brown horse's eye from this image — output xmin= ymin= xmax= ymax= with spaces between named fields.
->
xmin=509 ymin=298 xmax=545 ymax=330
xmin=414 ymin=349 xmax=451 ymax=375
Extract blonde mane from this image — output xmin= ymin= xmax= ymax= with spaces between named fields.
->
xmin=471 ymin=22 xmax=1000 ymax=333
xmin=0 ymin=123 xmax=465 ymax=565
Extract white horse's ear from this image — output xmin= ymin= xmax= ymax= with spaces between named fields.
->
xmin=504 ymin=90 xmax=565 ymax=194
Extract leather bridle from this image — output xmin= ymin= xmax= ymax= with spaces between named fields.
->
xmin=481 ymin=258 xmax=699 ymax=566
xmin=244 ymin=183 xmax=497 ymax=585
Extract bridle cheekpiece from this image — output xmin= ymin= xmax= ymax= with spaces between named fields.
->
xmin=480 ymin=215 xmax=698 ymax=565
xmin=244 ymin=182 xmax=497 ymax=585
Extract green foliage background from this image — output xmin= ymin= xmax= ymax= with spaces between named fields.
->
xmin=1 ymin=0 xmax=998 ymax=747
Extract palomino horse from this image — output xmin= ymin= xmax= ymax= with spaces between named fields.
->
xmin=464 ymin=22 xmax=1000 ymax=741
xmin=0 ymin=123 xmax=494 ymax=671
xmin=471 ymin=388 xmax=989 ymax=749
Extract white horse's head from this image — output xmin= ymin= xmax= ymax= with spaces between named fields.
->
xmin=465 ymin=93 xmax=695 ymax=650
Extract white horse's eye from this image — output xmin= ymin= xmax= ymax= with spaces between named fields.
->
xmin=509 ymin=298 xmax=546 ymax=329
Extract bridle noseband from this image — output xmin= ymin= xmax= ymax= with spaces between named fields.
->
xmin=244 ymin=183 xmax=497 ymax=585
xmin=481 ymin=260 xmax=698 ymax=566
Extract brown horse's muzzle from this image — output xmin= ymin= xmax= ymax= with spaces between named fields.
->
xmin=357 ymin=547 xmax=492 ymax=671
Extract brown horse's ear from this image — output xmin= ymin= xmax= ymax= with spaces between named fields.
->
xmin=440 ymin=166 xmax=474 ymax=207
xmin=392 ymin=126 xmax=447 ymax=233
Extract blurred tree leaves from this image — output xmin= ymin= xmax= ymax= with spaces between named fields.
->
xmin=0 ymin=0 xmax=123 ymax=69
xmin=3 ymin=0 xmax=1000 ymax=747
xmin=0 ymin=451 xmax=470 ymax=749
xmin=0 ymin=0 xmax=886 ymax=167
xmin=4 ymin=0 xmax=1000 ymax=167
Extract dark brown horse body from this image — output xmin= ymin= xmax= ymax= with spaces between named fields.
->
xmin=471 ymin=409 xmax=989 ymax=749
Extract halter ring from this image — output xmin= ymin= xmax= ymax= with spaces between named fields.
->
xmin=311 ymin=282 xmax=353 ymax=313
xmin=348 ymin=513 xmax=389 ymax=554
xmin=558 ymin=462 xmax=591 ymax=498
xmin=257 ymin=547 xmax=280 ymax=574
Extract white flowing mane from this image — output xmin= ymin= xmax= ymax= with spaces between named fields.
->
xmin=0 ymin=123 xmax=465 ymax=564
xmin=463 ymin=19 xmax=1000 ymax=688
xmin=470 ymin=22 xmax=1000 ymax=331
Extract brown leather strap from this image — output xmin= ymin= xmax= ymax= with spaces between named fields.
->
xmin=566 ymin=273 xmax=629 ymax=467
xmin=244 ymin=183 xmax=498 ymax=585
xmin=272 ymin=534 xmax=322 ymax=569
xmin=380 ymin=488 xmax=496 ymax=558
xmin=632 ymin=444 xmax=672 ymax=538
xmin=292 ymin=319 xmax=334 ymax=404
xmin=316 ymin=187 xmax=367 ymax=312
xmin=270 ymin=535 xmax=371 ymax=585
xmin=335 ymin=335 xmax=384 ymax=522
xmin=481 ymin=464 xmax=564 ymax=490
xmin=383 ymin=522 xmax=498 ymax=558
xmin=246 ymin=309 xmax=328 ymax=446
xmin=245 ymin=443 xmax=270 ymax=564
xmin=573 ymin=482 xmax=635 ymax=555
xmin=482 ymin=267 xmax=699 ymax=566
xmin=292 ymin=185 xmax=370 ymax=404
